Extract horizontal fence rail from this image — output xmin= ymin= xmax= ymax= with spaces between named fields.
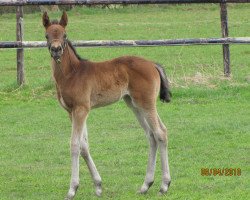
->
xmin=0 ymin=0 xmax=250 ymax=6
xmin=1 ymin=38 xmax=250 ymax=49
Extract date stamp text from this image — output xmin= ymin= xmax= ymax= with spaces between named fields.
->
xmin=201 ymin=168 xmax=241 ymax=176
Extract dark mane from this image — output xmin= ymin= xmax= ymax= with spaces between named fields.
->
xmin=66 ymin=39 xmax=88 ymax=61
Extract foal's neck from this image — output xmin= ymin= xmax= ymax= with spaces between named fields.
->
xmin=52 ymin=43 xmax=80 ymax=82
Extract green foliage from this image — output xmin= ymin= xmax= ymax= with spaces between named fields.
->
xmin=0 ymin=4 xmax=249 ymax=200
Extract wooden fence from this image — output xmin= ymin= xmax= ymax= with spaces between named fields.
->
xmin=0 ymin=0 xmax=250 ymax=85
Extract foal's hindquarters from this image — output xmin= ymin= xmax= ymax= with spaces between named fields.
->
xmin=122 ymin=58 xmax=171 ymax=194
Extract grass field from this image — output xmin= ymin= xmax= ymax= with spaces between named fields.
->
xmin=0 ymin=4 xmax=249 ymax=200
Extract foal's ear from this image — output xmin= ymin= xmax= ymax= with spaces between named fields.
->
xmin=42 ymin=12 xmax=51 ymax=29
xmin=59 ymin=11 xmax=68 ymax=28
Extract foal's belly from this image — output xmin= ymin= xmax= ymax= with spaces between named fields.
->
xmin=89 ymin=65 xmax=130 ymax=108
xmin=91 ymin=87 xmax=128 ymax=108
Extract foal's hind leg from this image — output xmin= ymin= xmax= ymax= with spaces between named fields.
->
xmin=124 ymin=96 xmax=158 ymax=194
xmin=143 ymin=108 xmax=171 ymax=195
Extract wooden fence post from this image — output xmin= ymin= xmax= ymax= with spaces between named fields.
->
xmin=220 ymin=0 xmax=230 ymax=77
xmin=16 ymin=6 xmax=25 ymax=85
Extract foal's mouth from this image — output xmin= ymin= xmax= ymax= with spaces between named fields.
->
xmin=52 ymin=55 xmax=62 ymax=64
xmin=50 ymin=48 xmax=63 ymax=64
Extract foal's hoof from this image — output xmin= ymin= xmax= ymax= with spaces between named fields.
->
xmin=138 ymin=181 xmax=154 ymax=194
xmin=158 ymin=180 xmax=171 ymax=195
xmin=65 ymin=194 xmax=74 ymax=200
xmin=138 ymin=187 xmax=148 ymax=194
xmin=95 ymin=182 xmax=102 ymax=197
xmin=95 ymin=188 xmax=102 ymax=197
xmin=65 ymin=195 xmax=74 ymax=200
xmin=65 ymin=188 xmax=77 ymax=200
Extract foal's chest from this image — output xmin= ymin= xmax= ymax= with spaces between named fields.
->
xmin=57 ymin=90 xmax=72 ymax=112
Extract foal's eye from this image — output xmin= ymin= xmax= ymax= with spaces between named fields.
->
xmin=63 ymin=34 xmax=67 ymax=39
xmin=45 ymin=34 xmax=49 ymax=39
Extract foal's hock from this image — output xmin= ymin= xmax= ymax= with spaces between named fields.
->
xmin=43 ymin=11 xmax=171 ymax=199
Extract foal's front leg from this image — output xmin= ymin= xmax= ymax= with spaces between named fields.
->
xmin=80 ymin=124 xmax=102 ymax=196
xmin=65 ymin=107 xmax=88 ymax=200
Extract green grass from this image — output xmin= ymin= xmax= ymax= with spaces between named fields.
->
xmin=0 ymin=4 xmax=249 ymax=200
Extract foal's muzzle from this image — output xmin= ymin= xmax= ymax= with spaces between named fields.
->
xmin=48 ymin=39 xmax=67 ymax=64
xmin=50 ymin=46 xmax=63 ymax=63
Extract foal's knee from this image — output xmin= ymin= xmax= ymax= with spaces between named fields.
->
xmin=154 ymin=128 xmax=167 ymax=144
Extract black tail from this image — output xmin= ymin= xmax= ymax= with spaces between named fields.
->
xmin=155 ymin=63 xmax=172 ymax=103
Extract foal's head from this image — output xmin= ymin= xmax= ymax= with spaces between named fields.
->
xmin=42 ymin=11 xmax=68 ymax=63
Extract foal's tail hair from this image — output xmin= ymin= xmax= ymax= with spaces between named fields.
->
xmin=155 ymin=63 xmax=172 ymax=103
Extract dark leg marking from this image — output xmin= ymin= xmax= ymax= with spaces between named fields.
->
xmin=168 ymin=180 xmax=171 ymax=188
xmin=148 ymin=181 xmax=154 ymax=188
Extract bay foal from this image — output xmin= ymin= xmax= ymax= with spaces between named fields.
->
xmin=42 ymin=12 xmax=171 ymax=199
